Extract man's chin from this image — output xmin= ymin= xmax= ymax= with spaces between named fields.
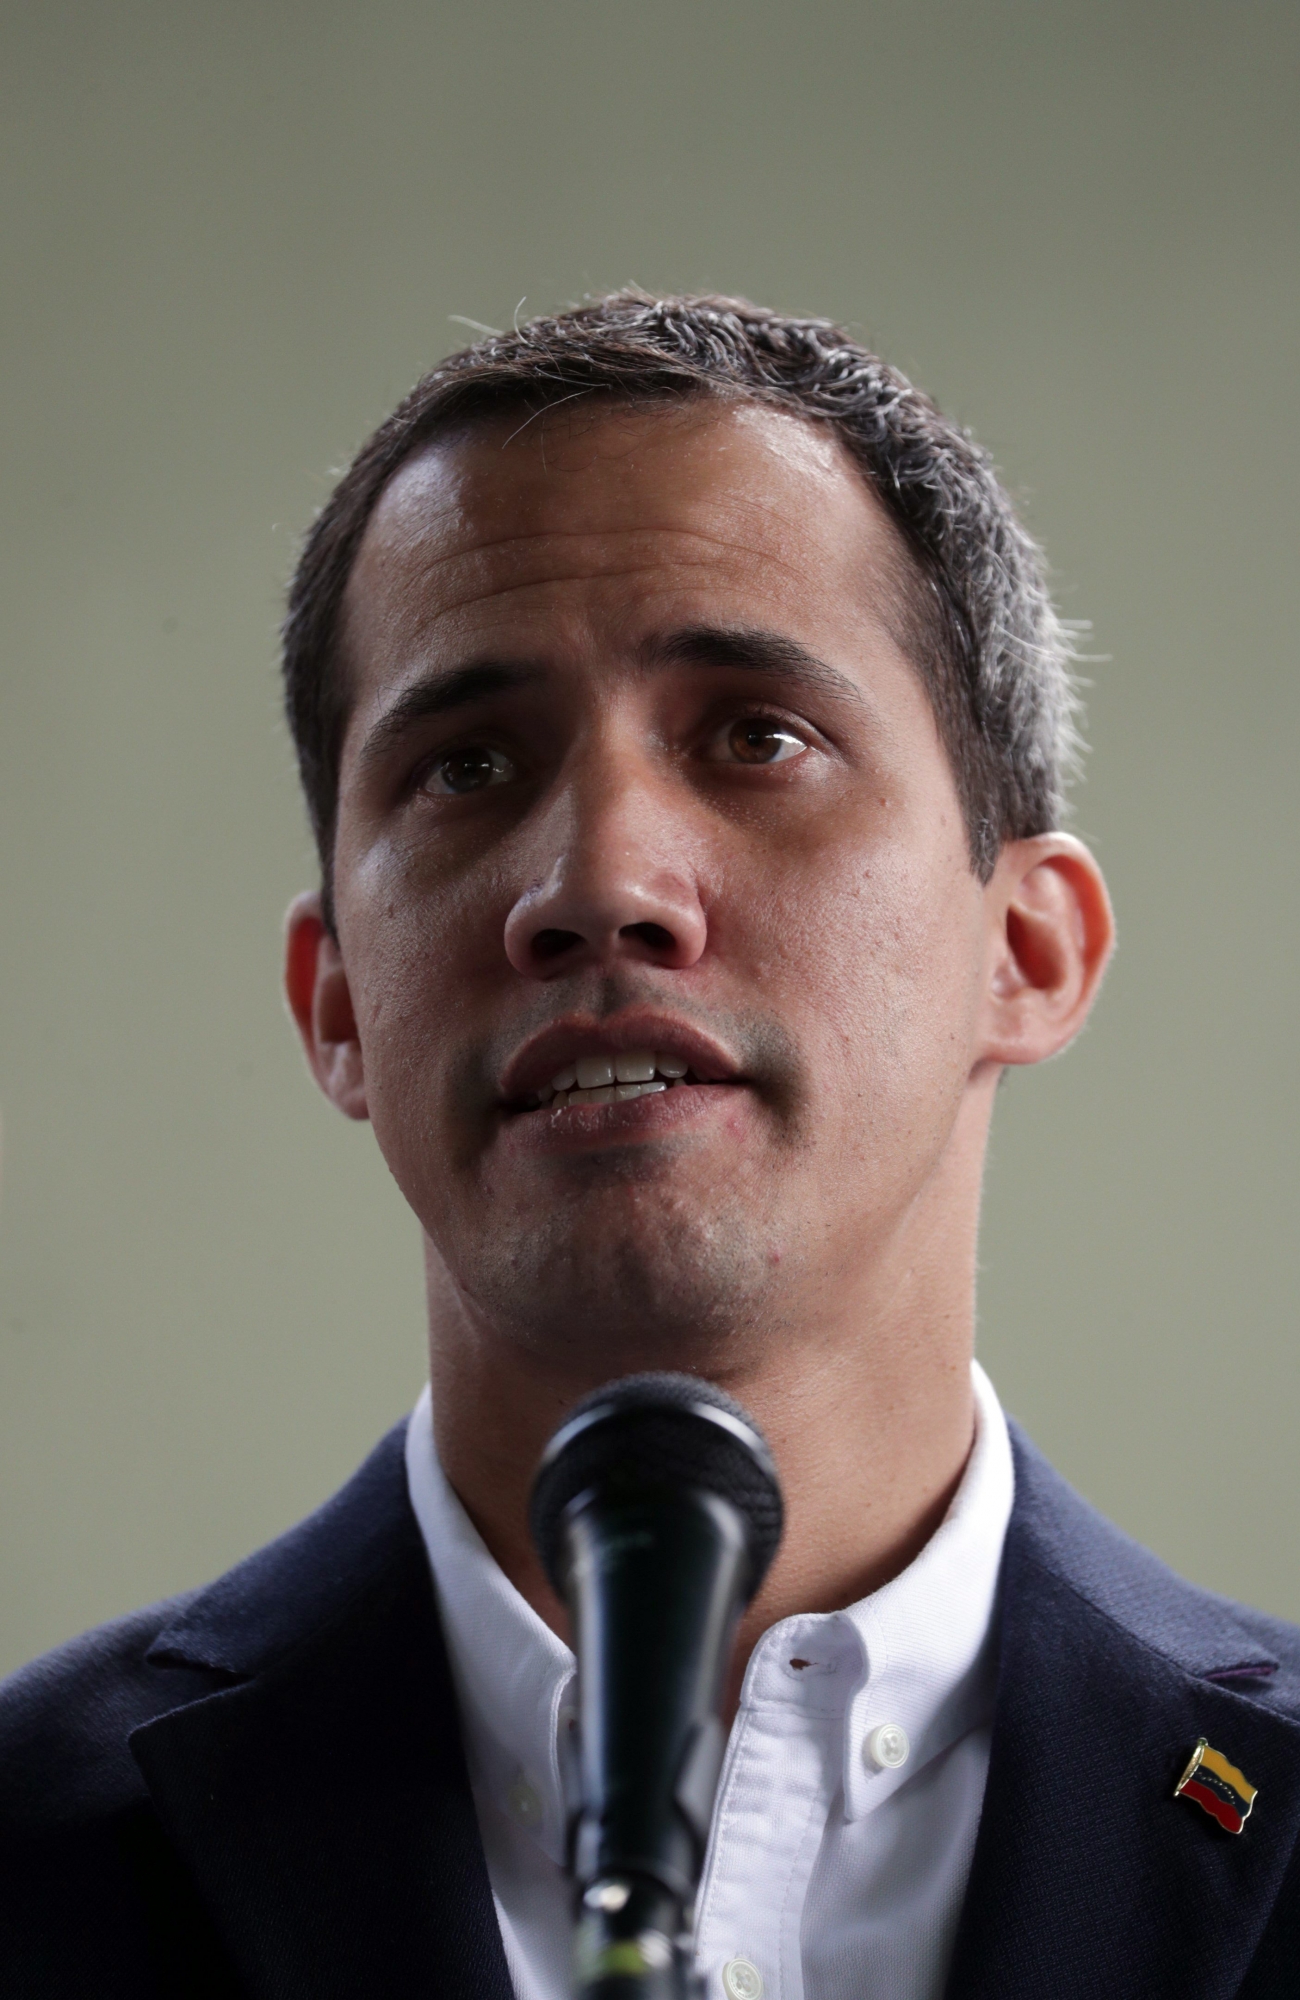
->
xmin=433 ymin=1196 xmax=786 ymax=1375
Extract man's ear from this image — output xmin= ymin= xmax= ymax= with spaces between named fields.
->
xmin=978 ymin=834 xmax=1115 ymax=1067
xmin=283 ymin=892 xmax=369 ymax=1120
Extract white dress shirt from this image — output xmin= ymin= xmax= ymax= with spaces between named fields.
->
xmin=405 ymin=1362 xmax=1013 ymax=2000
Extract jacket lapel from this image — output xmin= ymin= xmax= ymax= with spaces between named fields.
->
xmin=947 ymin=1428 xmax=1300 ymax=1998
xmin=129 ymin=1428 xmax=514 ymax=2000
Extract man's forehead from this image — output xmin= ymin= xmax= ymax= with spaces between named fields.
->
xmin=343 ymin=398 xmax=907 ymax=637
xmin=374 ymin=398 xmax=852 ymax=527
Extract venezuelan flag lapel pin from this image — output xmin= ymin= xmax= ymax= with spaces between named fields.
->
xmin=1175 ymin=1738 xmax=1257 ymax=1834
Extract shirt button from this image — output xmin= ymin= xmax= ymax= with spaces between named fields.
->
xmin=865 ymin=1722 xmax=910 ymax=1770
xmin=722 ymin=1958 xmax=764 ymax=1999
xmin=506 ymin=1778 xmax=542 ymax=1826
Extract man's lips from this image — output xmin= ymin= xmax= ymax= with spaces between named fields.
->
xmin=497 ymin=1013 xmax=745 ymax=1111
xmin=496 ymin=1073 xmax=748 ymax=1152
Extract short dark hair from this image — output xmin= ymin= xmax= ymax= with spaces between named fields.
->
xmin=283 ymin=291 xmax=1080 ymax=923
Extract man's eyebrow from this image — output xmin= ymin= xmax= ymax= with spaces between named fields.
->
xmin=356 ymin=627 xmax=866 ymax=773
xmin=356 ymin=661 xmax=543 ymax=771
xmin=645 ymin=625 xmax=866 ymax=706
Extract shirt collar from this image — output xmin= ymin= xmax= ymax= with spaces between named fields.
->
xmin=841 ymin=1358 xmax=1012 ymax=1816
xmin=405 ymin=1360 xmax=1013 ymax=1853
xmin=405 ymin=1384 xmax=575 ymax=1864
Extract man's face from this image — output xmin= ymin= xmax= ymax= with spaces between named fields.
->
xmin=330 ymin=399 xmax=991 ymax=1369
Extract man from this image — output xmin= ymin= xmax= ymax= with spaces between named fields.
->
xmin=2 ymin=292 xmax=1298 ymax=1998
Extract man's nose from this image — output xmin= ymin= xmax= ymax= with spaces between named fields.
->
xmin=502 ymin=758 xmax=709 ymax=979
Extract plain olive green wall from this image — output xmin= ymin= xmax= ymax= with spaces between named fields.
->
xmin=2 ymin=0 xmax=1296 ymax=1678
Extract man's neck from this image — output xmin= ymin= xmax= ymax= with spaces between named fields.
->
xmin=426 ymin=1216 xmax=979 ymax=1715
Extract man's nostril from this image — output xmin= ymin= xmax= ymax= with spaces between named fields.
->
xmin=515 ymin=917 xmax=690 ymax=974
xmin=622 ymin=921 xmax=675 ymax=953
xmin=532 ymin=928 xmax=584 ymax=963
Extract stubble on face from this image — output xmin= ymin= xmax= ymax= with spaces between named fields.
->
xmin=426 ymin=979 xmax=813 ymax=1374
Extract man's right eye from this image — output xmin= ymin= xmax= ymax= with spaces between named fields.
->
xmin=420 ymin=746 xmax=516 ymax=795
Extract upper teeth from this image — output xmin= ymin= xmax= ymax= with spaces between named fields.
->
xmin=542 ymin=1049 xmax=691 ymax=1106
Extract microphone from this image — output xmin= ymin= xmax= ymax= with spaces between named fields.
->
xmin=529 ymin=1373 xmax=784 ymax=2000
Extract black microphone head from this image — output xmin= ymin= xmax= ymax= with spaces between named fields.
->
xmin=529 ymin=1372 xmax=784 ymax=1604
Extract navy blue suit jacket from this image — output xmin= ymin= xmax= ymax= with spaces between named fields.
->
xmin=3 ymin=1421 xmax=1300 ymax=1997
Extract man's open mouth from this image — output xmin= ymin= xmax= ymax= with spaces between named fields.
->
xmin=510 ymin=1049 xmax=737 ymax=1113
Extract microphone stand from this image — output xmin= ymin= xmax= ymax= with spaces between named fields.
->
xmin=563 ymin=1483 xmax=741 ymax=1999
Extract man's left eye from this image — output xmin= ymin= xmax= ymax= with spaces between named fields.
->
xmin=421 ymin=746 xmax=516 ymax=795
xmin=711 ymin=718 xmax=808 ymax=766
